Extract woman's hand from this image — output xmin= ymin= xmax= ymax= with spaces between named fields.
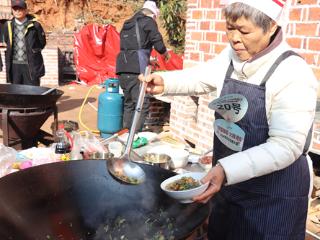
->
xmin=138 ymin=73 xmax=165 ymax=95
xmin=193 ymin=164 xmax=226 ymax=203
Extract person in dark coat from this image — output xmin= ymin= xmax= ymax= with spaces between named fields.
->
xmin=116 ymin=0 xmax=169 ymax=131
xmin=3 ymin=0 xmax=46 ymax=86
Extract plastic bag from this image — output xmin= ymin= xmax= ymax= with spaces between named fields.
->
xmin=0 ymin=144 xmax=17 ymax=178
xmin=18 ymin=147 xmax=56 ymax=167
xmin=71 ymin=131 xmax=107 ymax=159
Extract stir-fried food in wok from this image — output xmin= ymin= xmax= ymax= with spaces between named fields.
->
xmin=114 ymin=171 xmax=140 ymax=184
xmin=166 ymin=177 xmax=200 ymax=191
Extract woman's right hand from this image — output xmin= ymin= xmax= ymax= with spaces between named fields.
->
xmin=138 ymin=73 xmax=165 ymax=95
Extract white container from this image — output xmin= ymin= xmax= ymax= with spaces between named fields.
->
xmin=168 ymin=148 xmax=189 ymax=169
xmin=160 ymin=172 xmax=209 ymax=203
xmin=198 ymin=155 xmax=213 ymax=172
xmin=147 ymin=146 xmax=189 ymax=169
xmin=108 ymin=141 xmax=123 ymax=158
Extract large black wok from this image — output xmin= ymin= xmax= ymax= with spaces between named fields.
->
xmin=0 ymin=84 xmax=64 ymax=149
xmin=0 ymin=160 xmax=210 ymax=240
xmin=0 ymin=84 xmax=63 ymax=108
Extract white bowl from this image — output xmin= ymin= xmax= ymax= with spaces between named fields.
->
xmin=107 ymin=141 xmax=123 ymax=158
xmin=198 ymin=155 xmax=213 ymax=171
xmin=160 ymin=172 xmax=209 ymax=203
xmin=168 ymin=148 xmax=189 ymax=169
xmin=147 ymin=146 xmax=189 ymax=169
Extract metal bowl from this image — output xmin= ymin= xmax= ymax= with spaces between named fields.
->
xmin=142 ymin=153 xmax=171 ymax=169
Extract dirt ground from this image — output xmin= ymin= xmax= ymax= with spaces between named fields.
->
xmin=41 ymin=84 xmax=103 ymax=135
xmin=27 ymin=0 xmax=142 ymax=32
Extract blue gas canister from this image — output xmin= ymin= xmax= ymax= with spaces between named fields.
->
xmin=98 ymin=78 xmax=124 ymax=138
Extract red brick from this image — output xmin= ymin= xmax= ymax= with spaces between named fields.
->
xmin=289 ymin=8 xmax=302 ymax=21
xmin=215 ymin=44 xmax=228 ymax=54
xmin=204 ymin=53 xmax=214 ymax=62
xmin=309 ymin=38 xmax=320 ymax=51
xmin=190 ymin=52 xmax=200 ymax=61
xmin=215 ymin=0 xmax=224 ymax=7
xmin=309 ymin=7 xmax=320 ymax=21
xmin=191 ymin=31 xmax=203 ymax=41
xmin=287 ymin=37 xmax=302 ymax=48
xmin=301 ymin=53 xmax=316 ymax=65
xmin=199 ymin=42 xmax=211 ymax=53
xmin=206 ymin=10 xmax=217 ymax=20
xmin=200 ymin=21 xmax=211 ymax=30
xmin=200 ymin=0 xmax=213 ymax=8
xmin=192 ymin=10 xmax=203 ymax=19
xmin=206 ymin=32 xmax=218 ymax=41
xmin=215 ymin=21 xmax=226 ymax=32
xmin=295 ymin=23 xmax=318 ymax=36
xmin=299 ymin=0 xmax=318 ymax=4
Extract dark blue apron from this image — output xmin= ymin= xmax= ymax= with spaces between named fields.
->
xmin=209 ymin=51 xmax=310 ymax=240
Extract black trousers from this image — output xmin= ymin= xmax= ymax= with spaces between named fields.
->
xmin=11 ymin=63 xmax=40 ymax=86
xmin=118 ymin=73 xmax=149 ymax=132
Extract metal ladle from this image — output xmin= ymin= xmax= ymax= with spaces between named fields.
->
xmin=107 ymin=66 xmax=152 ymax=184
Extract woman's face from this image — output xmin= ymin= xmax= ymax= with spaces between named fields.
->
xmin=226 ymin=16 xmax=277 ymax=61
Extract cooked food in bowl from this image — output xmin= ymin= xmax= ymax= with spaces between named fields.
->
xmin=166 ymin=176 xmax=200 ymax=191
xmin=160 ymin=172 xmax=209 ymax=203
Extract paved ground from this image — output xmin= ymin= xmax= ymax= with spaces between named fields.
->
xmin=41 ymin=84 xmax=105 ymax=135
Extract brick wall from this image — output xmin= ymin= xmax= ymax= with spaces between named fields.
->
xmin=0 ymin=0 xmax=11 ymax=19
xmin=167 ymin=0 xmax=320 ymax=152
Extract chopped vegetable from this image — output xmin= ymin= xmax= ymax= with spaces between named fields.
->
xmin=114 ymin=171 xmax=139 ymax=184
xmin=166 ymin=177 xmax=200 ymax=191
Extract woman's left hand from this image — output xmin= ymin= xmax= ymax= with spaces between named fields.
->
xmin=193 ymin=164 xmax=226 ymax=203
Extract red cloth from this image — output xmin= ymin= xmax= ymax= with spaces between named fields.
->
xmin=74 ymin=24 xmax=183 ymax=85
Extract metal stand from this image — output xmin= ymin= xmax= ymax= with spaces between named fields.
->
xmin=0 ymin=105 xmax=58 ymax=150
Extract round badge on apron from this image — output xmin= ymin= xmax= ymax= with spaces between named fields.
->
xmin=214 ymin=119 xmax=245 ymax=152
xmin=209 ymin=93 xmax=248 ymax=122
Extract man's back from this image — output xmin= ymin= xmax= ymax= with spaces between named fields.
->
xmin=116 ymin=10 xmax=167 ymax=75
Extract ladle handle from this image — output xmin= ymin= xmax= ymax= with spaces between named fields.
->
xmin=123 ymin=66 xmax=152 ymax=156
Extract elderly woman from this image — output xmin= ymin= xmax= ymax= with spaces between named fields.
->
xmin=140 ymin=0 xmax=318 ymax=239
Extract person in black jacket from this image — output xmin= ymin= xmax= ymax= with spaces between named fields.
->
xmin=116 ymin=0 xmax=169 ymax=132
xmin=3 ymin=0 xmax=46 ymax=86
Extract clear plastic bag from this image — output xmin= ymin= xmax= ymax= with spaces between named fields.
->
xmin=0 ymin=144 xmax=17 ymax=178
xmin=71 ymin=131 xmax=107 ymax=159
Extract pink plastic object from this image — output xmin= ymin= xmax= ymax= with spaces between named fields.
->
xmin=19 ymin=161 xmax=33 ymax=170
